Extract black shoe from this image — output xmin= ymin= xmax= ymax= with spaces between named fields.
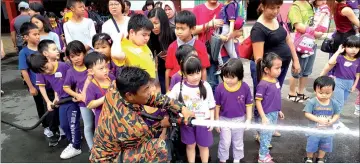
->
xmin=304 ymin=157 xmax=313 ymax=163
xmin=48 ymin=134 xmax=60 ymax=147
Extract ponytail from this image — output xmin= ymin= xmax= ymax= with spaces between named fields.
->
xmin=178 ymin=74 xmax=184 ymax=103
xmin=198 ymin=80 xmax=207 ymax=100
xmin=256 ymin=58 xmax=264 ymax=84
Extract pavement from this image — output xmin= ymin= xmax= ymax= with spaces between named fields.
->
xmin=1 ymin=34 xmax=359 ymax=163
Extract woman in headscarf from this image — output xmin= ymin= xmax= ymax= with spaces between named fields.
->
xmin=161 ymin=1 xmax=176 ymax=29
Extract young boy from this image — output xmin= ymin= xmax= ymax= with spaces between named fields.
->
xmin=63 ymin=0 xmax=96 ymax=50
xmin=303 ymin=76 xmax=341 ymax=163
xmin=63 ymin=40 xmax=94 ymax=150
xmin=119 ymin=14 xmax=156 ymax=79
xmin=84 ymin=52 xmax=115 ymax=128
xmin=165 ymin=10 xmax=210 ymax=91
xmin=27 ymin=54 xmax=82 ymax=159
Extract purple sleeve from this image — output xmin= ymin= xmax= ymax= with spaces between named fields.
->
xmin=109 ymin=73 xmax=116 ymax=81
xmin=244 ymin=83 xmax=253 ymax=104
xmin=169 ymin=77 xmax=177 ymax=90
xmin=336 ymin=55 xmax=343 ymax=66
xmin=226 ymin=3 xmax=237 ymax=21
xmin=255 ymin=83 xmax=266 ymax=100
xmin=357 ymin=60 xmax=360 ymax=73
xmin=36 ymin=74 xmax=46 ymax=86
xmin=214 ymin=84 xmax=222 ymax=106
xmin=63 ymin=69 xmax=74 ymax=87
xmin=85 ymin=84 xmax=97 ymax=106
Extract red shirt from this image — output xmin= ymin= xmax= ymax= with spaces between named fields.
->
xmin=334 ymin=3 xmax=353 ymax=33
xmin=165 ymin=40 xmax=211 ymax=77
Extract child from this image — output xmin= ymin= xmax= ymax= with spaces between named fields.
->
xmin=165 ymin=10 xmax=210 ymax=91
xmin=312 ymin=0 xmax=330 ymax=33
xmin=92 ymin=33 xmax=117 ymax=76
xmin=63 ymin=40 xmax=94 ymax=150
xmin=27 ymin=54 xmax=82 ymax=159
xmin=119 ymin=14 xmax=156 ymax=79
xmin=215 ymin=58 xmax=253 ymax=163
xmin=303 ymin=76 xmax=341 ymax=163
xmin=320 ymin=35 xmax=360 ymax=111
xmin=255 ymin=52 xmax=285 ymax=163
xmin=168 ymin=55 xmax=215 ymax=163
xmin=354 ymin=65 xmax=360 ymax=116
xmin=63 ymin=0 xmax=96 ymax=50
xmin=31 ymin=14 xmax=61 ymax=50
xmin=169 ymin=44 xmax=198 ymax=91
xmin=84 ymin=52 xmax=115 ymax=127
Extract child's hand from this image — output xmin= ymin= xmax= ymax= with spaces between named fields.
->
xmin=75 ymin=93 xmax=85 ymax=102
xmin=160 ymin=116 xmax=171 ymax=128
xmin=216 ymin=127 xmax=221 ymax=133
xmin=46 ymin=101 xmax=54 ymax=112
xmin=278 ymin=111 xmax=285 ymax=119
xmin=29 ymin=86 xmax=38 ymax=96
xmin=207 ymin=126 xmax=213 ymax=132
xmin=317 ymin=118 xmax=329 ymax=126
xmin=262 ymin=117 xmax=269 ymax=125
xmin=219 ymin=35 xmax=228 ymax=42
xmin=245 ymin=119 xmax=251 ymax=130
xmin=336 ymin=44 xmax=345 ymax=54
xmin=351 ymin=85 xmax=356 ymax=92
xmin=52 ymin=97 xmax=59 ymax=108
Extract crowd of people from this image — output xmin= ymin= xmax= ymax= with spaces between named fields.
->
xmin=5 ymin=0 xmax=360 ymax=163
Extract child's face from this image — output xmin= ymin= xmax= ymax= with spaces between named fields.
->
xmin=315 ymin=86 xmax=333 ymax=102
xmin=265 ymin=59 xmax=282 ymax=78
xmin=175 ymin=23 xmax=194 ymax=42
xmin=24 ymin=29 xmax=40 ymax=45
xmin=42 ymin=62 xmax=55 ymax=75
xmin=69 ymin=53 xmax=85 ymax=66
xmin=223 ymin=75 xmax=239 ymax=88
xmin=129 ymin=29 xmax=151 ymax=46
xmin=31 ymin=17 xmax=44 ymax=31
xmin=147 ymin=5 xmax=153 ymax=11
xmin=94 ymin=42 xmax=111 ymax=58
xmin=315 ymin=0 xmax=326 ymax=7
xmin=43 ymin=43 xmax=59 ymax=61
xmin=345 ymin=46 xmax=360 ymax=58
xmin=71 ymin=2 xmax=85 ymax=16
xmin=90 ymin=60 xmax=110 ymax=80
xmin=185 ymin=71 xmax=201 ymax=85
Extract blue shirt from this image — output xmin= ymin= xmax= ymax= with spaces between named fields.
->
xmin=18 ymin=46 xmax=38 ymax=89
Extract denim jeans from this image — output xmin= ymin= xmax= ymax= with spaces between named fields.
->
xmin=333 ymin=78 xmax=354 ymax=110
xmin=207 ymin=56 xmax=230 ymax=92
xmin=259 ymin=111 xmax=279 ymax=159
xmin=291 ymin=45 xmax=317 ymax=78
xmin=80 ymin=106 xmax=94 ymax=149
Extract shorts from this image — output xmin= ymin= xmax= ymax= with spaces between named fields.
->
xmin=306 ymin=135 xmax=333 ymax=153
xmin=180 ymin=124 xmax=213 ymax=147
xmin=291 ymin=45 xmax=317 ymax=78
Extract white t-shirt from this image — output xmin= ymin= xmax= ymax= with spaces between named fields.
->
xmin=40 ymin=32 xmax=61 ymax=50
xmin=168 ymin=81 xmax=216 ymax=120
xmin=102 ymin=16 xmax=130 ymax=44
xmin=63 ymin=18 xmax=96 ymax=48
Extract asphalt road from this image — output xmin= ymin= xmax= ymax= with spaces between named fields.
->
xmin=1 ymin=50 xmax=359 ymax=163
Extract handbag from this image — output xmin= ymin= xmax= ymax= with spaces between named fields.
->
xmin=204 ymin=23 xmax=223 ymax=63
xmin=320 ymin=19 xmax=334 ymax=53
xmin=238 ymin=36 xmax=253 ymax=60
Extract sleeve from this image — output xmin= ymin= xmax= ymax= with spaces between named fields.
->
xmin=169 ymin=76 xmax=178 ymax=91
xmin=85 ymin=84 xmax=97 ymax=107
xmin=226 ymin=3 xmax=237 ymax=21
xmin=356 ymin=60 xmax=360 ymax=74
xmin=250 ymin=25 xmax=266 ymax=43
xmin=36 ymin=74 xmax=46 ymax=86
xmin=244 ymin=83 xmax=254 ymax=106
xmin=18 ymin=50 xmax=28 ymax=70
xmin=303 ymin=99 xmax=315 ymax=113
xmin=63 ymin=22 xmax=72 ymax=44
xmin=205 ymin=82 xmax=216 ymax=109
xmin=51 ymin=32 xmax=62 ymax=50
xmin=255 ymin=83 xmax=266 ymax=101
xmin=214 ymin=84 xmax=222 ymax=106
xmin=63 ymin=69 xmax=73 ymax=88
xmin=197 ymin=41 xmax=211 ymax=68
xmin=88 ymin=19 xmax=97 ymax=47
xmin=165 ymin=42 xmax=176 ymax=69
xmin=10 ymin=18 xmax=15 ymax=32
xmin=288 ymin=4 xmax=303 ymax=27
xmin=146 ymin=91 xmax=185 ymax=113
xmin=332 ymin=100 xmax=341 ymax=115
xmin=320 ymin=5 xmax=330 ymax=14
xmin=335 ymin=55 xmax=343 ymax=64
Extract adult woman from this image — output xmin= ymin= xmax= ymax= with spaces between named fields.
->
xmin=162 ymin=1 xmax=176 ymax=29
xmin=147 ymin=8 xmax=176 ymax=94
xmin=28 ymin=2 xmax=45 ymax=16
xmin=48 ymin=12 xmax=65 ymax=50
xmin=31 ymin=14 xmax=61 ymax=50
xmin=251 ymin=0 xmax=301 ymax=88
xmin=143 ymin=0 xmax=155 ymax=17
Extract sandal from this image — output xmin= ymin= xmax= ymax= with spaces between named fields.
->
xmin=288 ymin=94 xmax=297 ymax=102
xmin=273 ymin=131 xmax=281 ymax=137
xmin=316 ymin=158 xmax=325 ymax=163
xmin=296 ymin=93 xmax=310 ymax=103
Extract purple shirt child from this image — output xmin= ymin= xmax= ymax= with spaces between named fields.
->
xmin=215 ymin=82 xmax=253 ymax=118
xmin=36 ymin=62 xmax=71 ymax=98
xmin=255 ymin=78 xmax=282 ymax=114
xmin=63 ymin=66 xmax=88 ymax=107
xmin=346 ymin=0 xmax=359 ymax=9
xmin=85 ymin=74 xmax=115 ymax=127
xmin=357 ymin=66 xmax=360 ymax=90
xmin=169 ymin=72 xmax=182 ymax=90
xmin=333 ymin=56 xmax=360 ymax=80
xmin=220 ymin=1 xmax=238 ymax=24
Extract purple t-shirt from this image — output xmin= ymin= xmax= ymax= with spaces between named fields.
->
xmin=333 ymin=55 xmax=360 ymax=80
xmin=63 ymin=66 xmax=88 ymax=107
xmin=36 ymin=62 xmax=71 ymax=98
xmin=255 ymin=79 xmax=282 ymax=114
xmin=346 ymin=0 xmax=359 ymax=9
xmin=143 ymin=108 xmax=167 ymax=127
xmin=169 ymin=72 xmax=182 ymax=90
xmin=220 ymin=1 xmax=238 ymax=24
xmin=215 ymin=82 xmax=253 ymax=118
xmin=85 ymin=75 xmax=115 ymax=127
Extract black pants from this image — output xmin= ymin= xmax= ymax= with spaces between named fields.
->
xmin=32 ymin=89 xmax=59 ymax=134
xmin=333 ymin=29 xmax=356 ymax=51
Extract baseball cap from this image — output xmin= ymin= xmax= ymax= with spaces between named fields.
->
xmin=234 ymin=17 xmax=245 ymax=30
xmin=18 ymin=1 xmax=29 ymax=11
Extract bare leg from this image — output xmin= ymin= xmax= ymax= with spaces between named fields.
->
xmin=186 ymin=143 xmax=196 ymax=163
xmin=198 ymin=145 xmax=209 ymax=163
xmin=298 ymin=77 xmax=308 ymax=94
xmin=289 ymin=77 xmax=298 ymax=96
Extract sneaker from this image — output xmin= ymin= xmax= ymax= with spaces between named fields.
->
xmin=48 ymin=134 xmax=60 ymax=147
xmin=60 ymin=144 xmax=81 ymax=159
xmin=44 ymin=127 xmax=54 ymax=137
xmin=258 ymin=154 xmax=274 ymax=163
xmin=304 ymin=157 xmax=313 ymax=163
xmin=255 ymin=134 xmax=273 ymax=148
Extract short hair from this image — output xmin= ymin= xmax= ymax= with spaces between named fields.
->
xmin=124 ymin=0 xmax=131 ymax=7
xmin=127 ymin=14 xmax=154 ymax=33
xmin=175 ymin=44 xmax=196 ymax=66
xmin=220 ymin=58 xmax=244 ymax=81
xmin=20 ymin=22 xmax=38 ymax=36
xmin=67 ymin=0 xmax=84 ymax=8
xmin=116 ymin=66 xmax=150 ymax=98
xmin=31 ymin=14 xmax=52 ymax=33
xmin=108 ymin=0 xmax=125 ymax=13
xmin=84 ymin=51 xmax=108 ymax=69
xmin=142 ymin=0 xmax=154 ymax=11
xmin=29 ymin=2 xmax=45 ymax=15
xmin=38 ymin=39 xmax=56 ymax=55
xmin=313 ymin=76 xmax=336 ymax=91
xmin=47 ymin=12 xmax=57 ymax=19
xmin=65 ymin=40 xmax=86 ymax=57
xmin=26 ymin=53 xmax=48 ymax=73
xmin=175 ymin=10 xmax=196 ymax=28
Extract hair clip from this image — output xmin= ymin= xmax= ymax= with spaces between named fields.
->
xmin=108 ymin=39 xmax=112 ymax=44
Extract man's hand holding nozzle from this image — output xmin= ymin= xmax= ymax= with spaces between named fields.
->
xmin=181 ymin=106 xmax=195 ymax=125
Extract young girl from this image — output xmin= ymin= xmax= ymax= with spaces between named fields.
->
xmin=48 ymin=12 xmax=65 ymax=50
xmin=92 ymin=33 xmax=117 ymax=76
xmin=31 ymin=14 xmax=61 ymax=50
xmin=168 ymin=55 xmax=215 ymax=163
xmin=255 ymin=52 xmax=285 ymax=163
xmin=63 ymin=40 xmax=94 ymax=150
xmin=215 ymin=58 xmax=253 ymax=163
xmin=320 ymin=35 xmax=360 ymax=111
xmin=312 ymin=0 xmax=330 ymax=33
xmin=354 ymin=66 xmax=360 ymax=116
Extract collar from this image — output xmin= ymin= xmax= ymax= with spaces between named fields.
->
xmin=50 ymin=22 xmax=58 ymax=28
xmin=73 ymin=65 xmax=87 ymax=72
xmin=177 ymin=36 xmax=196 ymax=47
xmin=91 ymin=77 xmax=112 ymax=89
xmin=224 ymin=81 xmax=242 ymax=92
xmin=344 ymin=55 xmax=356 ymax=61
xmin=184 ymin=81 xmax=199 ymax=88
xmin=50 ymin=61 xmax=59 ymax=75
xmin=262 ymin=77 xmax=277 ymax=83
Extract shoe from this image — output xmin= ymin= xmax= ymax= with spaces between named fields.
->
xmin=255 ymin=134 xmax=273 ymax=148
xmin=1 ymin=90 xmax=4 ymax=95
xmin=304 ymin=157 xmax=313 ymax=163
xmin=48 ymin=134 xmax=60 ymax=147
xmin=258 ymin=154 xmax=274 ymax=163
xmin=60 ymin=144 xmax=81 ymax=159
xmin=273 ymin=131 xmax=281 ymax=137
xmin=44 ymin=127 xmax=54 ymax=138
